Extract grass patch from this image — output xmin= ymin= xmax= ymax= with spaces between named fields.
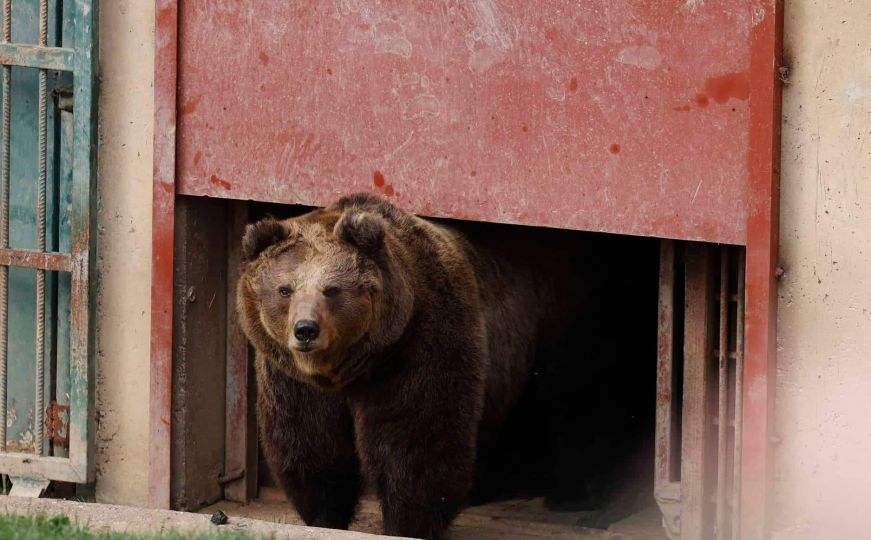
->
xmin=0 ymin=514 xmax=254 ymax=540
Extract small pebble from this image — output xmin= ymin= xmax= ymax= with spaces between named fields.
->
xmin=210 ymin=510 xmax=228 ymax=525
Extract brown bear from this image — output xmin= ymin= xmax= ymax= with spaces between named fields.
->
xmin=236 ymin=193 xmax=627 ymax=539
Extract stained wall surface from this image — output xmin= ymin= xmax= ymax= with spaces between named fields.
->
xmin=94 ymin=0 xmax=154 ymax=506
xmin=773 ymin=1 xmax=871 ymax=538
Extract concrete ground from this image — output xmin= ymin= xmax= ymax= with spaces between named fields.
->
xmin=202 ymin=490 xmax=667 ymax=540
xmin=0 ymin=496 xmax=402 ymax=539
xmin=0 ymin=493 xmax=666 ymax=539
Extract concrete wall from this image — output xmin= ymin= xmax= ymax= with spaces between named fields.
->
xmin=94 ymin=0 xmax=154 ymax=506
xmin=774 ymin=1 xmax=871 ymax=538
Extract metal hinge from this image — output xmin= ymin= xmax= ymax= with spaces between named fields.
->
xmin=53 ymin=85 xmax=74 ymax=112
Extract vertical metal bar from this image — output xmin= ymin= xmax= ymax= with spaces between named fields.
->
xmin=53 ymin=106 xmax=74 ymax=460
xmin=655 ymin=239 xmax=682 ymax=540
xmin=732 ymin=249 xmax=746 ymax=540
xmin=655 ymin=239 xmax=676 ymax=490
xmin=34 ymin=0 xmax=49 ymax=456
xmin=69 ymin=0 xmax=99 ymax=481
xmin=681 ymin=243 xmax=716 ymax=539
xmin=742 ymin=1 xmax=783 ymax=536
xmin=0 ymin=0 xmax=10 ymax=454
xmin=150 ymin=0 xmax=179 ymax=508
xmin=225 ymin=202 xmax=257 ymax=502
xmin=715 ymin=247 xmax=730 ymax=538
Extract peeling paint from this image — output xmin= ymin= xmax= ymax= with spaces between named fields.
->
xmin=685 ymin=0 xmax=706 ymax=12
xmin=375 ymin=32 xmax=412 ymax=59
xmin=545 ymin=85 xmax=566 ymax=102
xmin=175 ymin=0 xmax=761 ymax=246
xmin=402 ymin=94 xmax=441 ymax=120
xmin=468 ymin=46 xmax=507 ymax=74
xmin=466 ymin=0 xmax=512 ymax=74
xmin=750 ymin=4 xmax=766 ymax=27
xmin=617 ymin=45 xmax=662 ymax=70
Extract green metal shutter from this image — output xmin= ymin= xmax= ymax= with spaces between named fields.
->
xmin=0 ymin=0 xmax=98 ymax=493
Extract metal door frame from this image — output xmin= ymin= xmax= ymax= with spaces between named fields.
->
xmin=0 ymin=0 xmax=99 ymax=485
xmin=150 ymin=2 xmax=782 ymax=537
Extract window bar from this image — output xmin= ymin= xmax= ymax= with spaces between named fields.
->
xmin=731 ymin=250 xmax=746 ymax=540
xmin=35 ymin=0 xmax=48 ymax=456
xmin=0 ymin=0 xmax=11 ymax=454
xmin=715 ymin=247 xmax=730 ymax=538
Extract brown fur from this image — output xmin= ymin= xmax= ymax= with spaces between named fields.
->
xmin=237 ymin=193 xmax=607 ymax=539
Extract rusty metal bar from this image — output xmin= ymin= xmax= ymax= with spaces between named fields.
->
xmin=34 ymin=0 xmax=48 ymax=457
xmin=150 ymin=0 xmax=179 ymax=508
xmin=715 ymin=247 xmax=730 ymax=538
xmin=67 ymin=0 xmax=100 ymax=482
xmin=656 ymin=239 xmax=676 ymax=489
xmin=732 ymin=249 xmax=746 ymax=540
xmin=0 ymin=248 xmax=72 ymax=272
xmin=53 ymin=107 xmax=74 ymax=461
xmin=681 ymin=243 xmax=716 ymax=539
xmin=655 ymin=239 xmax=682 ymax=539
xmin=225 ymin=203 xmax=258 ymax=502
xmin=0 ymin=0 xmax=10 ymax=454
xmin=0 ymin=44 xmax=75 ymax=72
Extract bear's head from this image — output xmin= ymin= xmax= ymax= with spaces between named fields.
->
xmin=237 ymin=204 xmax=414 ymax=390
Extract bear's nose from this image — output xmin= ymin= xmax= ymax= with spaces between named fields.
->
xmin=294 ymin=320 xmax=320 ymax=342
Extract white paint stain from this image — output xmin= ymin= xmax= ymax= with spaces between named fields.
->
xmin=334 ymin=0 xmax=364 ymax=17
xmin=375 ymin=33 xmax=412 ymax=58
xmin=384 ymin=132 xmax=415 ymax=162
xmin=751 ymin=3 xmax=766 ymax=27
xmin=545 ymin=86 xmax=567 ymax=102
xmin=659 ymin=169 xmax=672 ymax=194
xmin=466 ymin=0 xmax=513 ymax=74
xmin=470 ymin=0 xmax=512 ymax=49
xmin=469 ymin=47 xmax=507 ymax=74
xmin=691 ymin=179 xmax=703 ymax=204
xmin=534 ymin=55 xmax=571 ymax=102
xmin=684 ymin=0 xmax=706 ymax=12
xmin=747 ymin=375 xmax=766 ymax=404
xmin=617 ymin=45 xmax=662 ymax=70
xmin=402 ymin=94 xmax=441 ymax=120
xmin=336 ymin=2 xmax=413 ymax=59
xmin=396 ymin=72 xmax=421 ymax=87
xmin=846 ymin=82 xmax=871 ymax=103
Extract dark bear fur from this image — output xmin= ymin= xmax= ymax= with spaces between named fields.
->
xmin=237 ymin=193 xmax=655 ymax=539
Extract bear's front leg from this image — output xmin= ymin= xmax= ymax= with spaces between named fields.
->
xmin=256 ymin=356 xmax=361 ymax=529
xmin=351 ymin=353 xmax=484 ymax=540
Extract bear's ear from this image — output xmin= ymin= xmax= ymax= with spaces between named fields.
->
xmin=333 ymin=210 xmax=386 ymax=253
xmin=241 ymin=218 xmax=292 ymax=263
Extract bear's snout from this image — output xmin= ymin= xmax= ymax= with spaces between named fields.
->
xmin=294 ymin=319 xmax=320 ymax=344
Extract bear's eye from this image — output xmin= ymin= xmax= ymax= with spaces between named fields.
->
xmin=323 ymin=286 xmax=341 ymax=298
xmin=277 ymin=286 xmax=293 ymax=298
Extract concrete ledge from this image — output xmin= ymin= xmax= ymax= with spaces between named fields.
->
xmin=0 ymin=496 xmax=407 ymax=539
